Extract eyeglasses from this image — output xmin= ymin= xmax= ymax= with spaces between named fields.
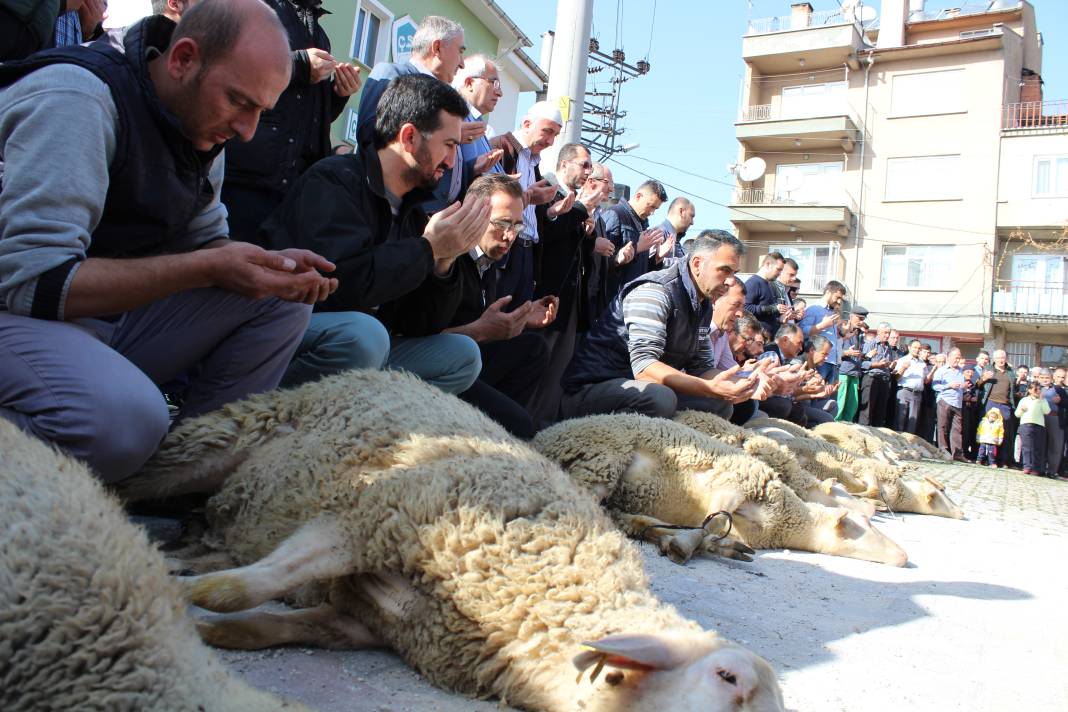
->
xmin=490 ymin=219 xmax=524 ymax=237
xmin=568 ymin=160 xmax=593 ymax=170
xmin=476 ymin=76 xmax=502 ymax=90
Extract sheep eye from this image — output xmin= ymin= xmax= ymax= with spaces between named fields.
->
xmin=717 ymin=669 xmax=737 ymax=686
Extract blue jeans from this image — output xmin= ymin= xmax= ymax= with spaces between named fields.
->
xmin=282 ymin=311 xmax=390 ymax=387
xmin=388 ymin=333 xmax=481 ymax=395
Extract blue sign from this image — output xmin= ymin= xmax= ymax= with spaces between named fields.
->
xmin=392 ymin=15 xmax=416 ymax=63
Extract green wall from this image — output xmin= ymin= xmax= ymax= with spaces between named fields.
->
xmin=319 ymin=0 xmax=501 ymax=144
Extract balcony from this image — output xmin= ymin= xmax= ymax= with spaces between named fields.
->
xmin=736 ymin=104 xmax=858 ymax=152
xmin=743 ymin=9 xmax=864 ymax=74
xmin=728 ymin=189 xmax=856 ymax=234
xmin=992 ymin=280 xmax=1068 ymax=323
xmin=1002 ymin=100 xmax=1068 ymax=133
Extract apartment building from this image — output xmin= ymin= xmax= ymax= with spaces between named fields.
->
xmin=731 ymin=0 xmax=1067 ymax=363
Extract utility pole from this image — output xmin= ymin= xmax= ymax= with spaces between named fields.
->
xmin=541 ymin=0 xmax=594 ymax=171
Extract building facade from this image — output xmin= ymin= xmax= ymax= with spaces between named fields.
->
xmin=319 ymin=0 xmax=546 ymax=145
xmin=731 ymin=0 xmax=1066 ymax=364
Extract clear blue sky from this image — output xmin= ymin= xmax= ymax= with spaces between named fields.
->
xmin=496 ymin=0 xmax=1068 ymax=231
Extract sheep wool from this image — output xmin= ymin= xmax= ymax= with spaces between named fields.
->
xmin=534 ymin=413 xmax=907 ymax=566
xmin=131 ymin=369 xmax=784 ymax=712
xmin=0 ymin=420 xmax=306 ymax=712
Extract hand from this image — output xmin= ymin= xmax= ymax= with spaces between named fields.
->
xmin=615 ymin=241 xmax=635 ymax=265
xmin=422 ymin=197 xmax=491 ymax=261
xmin=525 ymin=295 xmax=558 ymax=329
xmin=576 ymin=180 xmax=608 ymax=209
xmin=594 ymin=237 xmax=615 ymax=257
xmin=793 ymin=305 xmax=806 ymax=321
xmin=583 ymin=218 xmax=596 ymax=236
xmin=460 ymin=121 xmax=487 ymax=144
xmin=816 ymin=312 xmax=839 ymax=331
xmin=547 ymin=189 xmax=577 ymax=219
xmin=656 ymin=233 xmax=676 ymax=260
xmin=866 ymin=348 xmax=878 ymax=359
xmin=472 ymin=296 xmax=530 ymax=342
xmin=472 ymin=149 xmax=504 ymax=175
xmin=635 ymin=227 xmax=665 ymax=253
xmin=77 ymin=0 xmax=105 ymax=31
xmin=841 ymin=347 xmax=861 ymax=358
xmin=707 ymin=363 xmax=760 ymax=404
xmin=207 ymin=242 xmax=337 ymax=304
xmin=525 ymin=179 xmax=557 ymax=206
xmin=306 ymin=48 xmax=337 ymax=83
xmin=776 ymin=303 xmax=791 ymax=315
xmin=332 ymin=62 xmax=362 ymax=97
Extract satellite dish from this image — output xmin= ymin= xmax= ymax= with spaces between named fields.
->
xmin=737 ymin=157 xmax=766 ymax=183
xmin=778 ymin=167 xmax=804 ymax=194
xmin=858 ymin=5 xmax=877 ymax=23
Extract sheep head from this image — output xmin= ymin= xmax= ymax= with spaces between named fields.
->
xmin=803 ymin=506 xmax=909 ymax=567
xmin=898 ymin=476 xmax=965 ymax=519
xmin=573 ymin=630 xmax=784 ymax=712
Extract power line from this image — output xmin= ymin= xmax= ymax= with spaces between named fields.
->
xmin=616 ymin=153 xmax=998 ymax=240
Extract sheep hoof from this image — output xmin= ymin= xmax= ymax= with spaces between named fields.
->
xmin=183 ymin=573 xmax=253 ymax=613
xmin=701 ymin=533 xmax=755 ymax=563
xmin=656 ymin=528 xmax=703 ymax=564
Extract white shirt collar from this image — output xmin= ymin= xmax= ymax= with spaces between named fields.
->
xmin=409 ymin=58 xmax=436 ymax=78
xmin=466 ymin=101 xmax=483 ymax=121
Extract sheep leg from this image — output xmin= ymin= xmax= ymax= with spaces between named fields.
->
xmin=184 ymin=517 xmax=354 ymax=612
xmin=195 ymin=604 xmax=382 ymax=651
xmin=613 ymin=512 xmax=752 ymax=564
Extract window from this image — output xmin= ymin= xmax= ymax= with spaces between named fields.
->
xmin=1040 ymin=345 xmax=1068 ymax=369
xmin=768 ymin=243 xmax=839 ymax=295
xmin=879 ymin=245 xmax=954 ymax=289
xmin=1005 ymin=341 xmax=1034 ymax=369
xmin=1033 ymin=155 xmax=1068 ymax=197
xmin=774 ymin=162 xmax=844 ymax=204
xmin=780 ymin=81 xmax=848 ymax=119
xmin=884 ymin=155 xmax=962 ymax=201
xmin=890 ymin=69 xmax=966 ymax=117
xmin=351 ymin=0 xmax=391 ymax=66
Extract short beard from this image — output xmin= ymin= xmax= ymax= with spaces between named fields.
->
xmin=408 ymin=141 xmax=441 ymax=190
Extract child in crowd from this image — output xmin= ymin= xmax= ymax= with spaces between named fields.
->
xmin=1015 ymin=381 xmax=1051 ymax=476
xmin=976 ymin=408 xmax=1004 ymax=468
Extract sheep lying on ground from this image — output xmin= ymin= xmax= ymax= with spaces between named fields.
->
xmin=123 ymin=370 xmax=784 ymax=712
xmin=875 ymin=427 xmax=952 ymax=461
xmin=0 ymin=421 xmax=306 ymax=712
xmin=673 ymin=411 xmax=875 ymax=519
xmin=533 ymin=414 xmax=908 ymax=567
xmin=745 ymin=419 xmax=963 ymax=519
xmin=811 ymin=421 xmax=906 ymax=464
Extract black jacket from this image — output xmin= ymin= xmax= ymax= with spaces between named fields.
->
xmin=256 ymin=143 xmax=461 ymax=336
xmin=535 ymin=196 xmax=591 ymax=332
xmin=450 ymin=253 xmax=498 ymax=329
xmin=223 ymin=0 xmax=347 ymax=195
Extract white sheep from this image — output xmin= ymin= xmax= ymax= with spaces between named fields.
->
xmin=875 ymin=427 xmax=952 ymax=461
xmin=673 ymin=410 xmax=875 ymax=519
xmin=533 ymin=413 xmax=908 ymax=567
xmin=810 ymin=421 xmax=905 ymax=464
xmin=745 ymin=419 xmax=963 ymax=519
xmin=0 ymin=420 xmax=307 ymax=712
xmin=122 ymin=369 xmax=784 ymax=712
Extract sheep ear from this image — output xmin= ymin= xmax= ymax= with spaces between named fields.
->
xmin=819 ymin=478 xmax=838 ymax=495
xmin=923 ymin=475 xmax=946 ymax=491
xmin=833 ymin=508 xmax=850 ymax=529
xmin=574 ymin=633 xmax=692 ymax=675
xmin=925 ymin=488 xmax=938 ymax=503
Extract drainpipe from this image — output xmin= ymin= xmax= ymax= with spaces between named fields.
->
xmin=852 ymin=51 xmax=874 ymax=302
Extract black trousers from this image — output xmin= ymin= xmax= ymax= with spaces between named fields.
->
xmin=1019 ymin=423 xmax=1047 ymax=474
xmin=458 ymin=333 xmax=547 ymax=439
xmin=962 ymin=404 xmax=981 ymax=459
xmin=221 ymin=184 xmax=285 ymax=244
xmin=859 ymin=374 xmax=892 ymax=427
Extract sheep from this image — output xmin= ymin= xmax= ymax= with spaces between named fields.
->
xmin=673 ymin=410 xmax=875 ymax=519
xmin=810 ymin=421 xmax=906 ymax=464
xmin=875 ymin=427 xmax=952 ymax=461
xmin=744 ymin=419 xmax=963 ymax=519
xmin=121 ymin=369 xmax=785 ymax=712
xmin=532 ymin=413 xmax=908 ymax=567
xmin=0 ymin=420 xmax=307 ymax=712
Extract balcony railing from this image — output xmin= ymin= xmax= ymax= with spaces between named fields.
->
xmin=992 ymin=280 xmax=1068 ymax=320
xmin=1002 ymin=100 xmax=1068 ymax=130
xmin=732 ymin=189 xmax=857 ymax=213
xmin=738 ymin=103 xmax=851 ymax=122
xmin=747 ymin=8 xmax=849 ymax=35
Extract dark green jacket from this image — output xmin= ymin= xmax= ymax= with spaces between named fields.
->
xmin=2 ymin=0 xmax=64 ymax=47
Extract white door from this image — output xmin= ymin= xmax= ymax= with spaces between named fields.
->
xmin=1011 ymin=254 xmax=1067 ymax=315
xmin=781 ymin=82 xmax=847 ymax=119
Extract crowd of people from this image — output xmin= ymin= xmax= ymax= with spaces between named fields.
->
xmin=0 ymin=1 xmax=1063 ymax=489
